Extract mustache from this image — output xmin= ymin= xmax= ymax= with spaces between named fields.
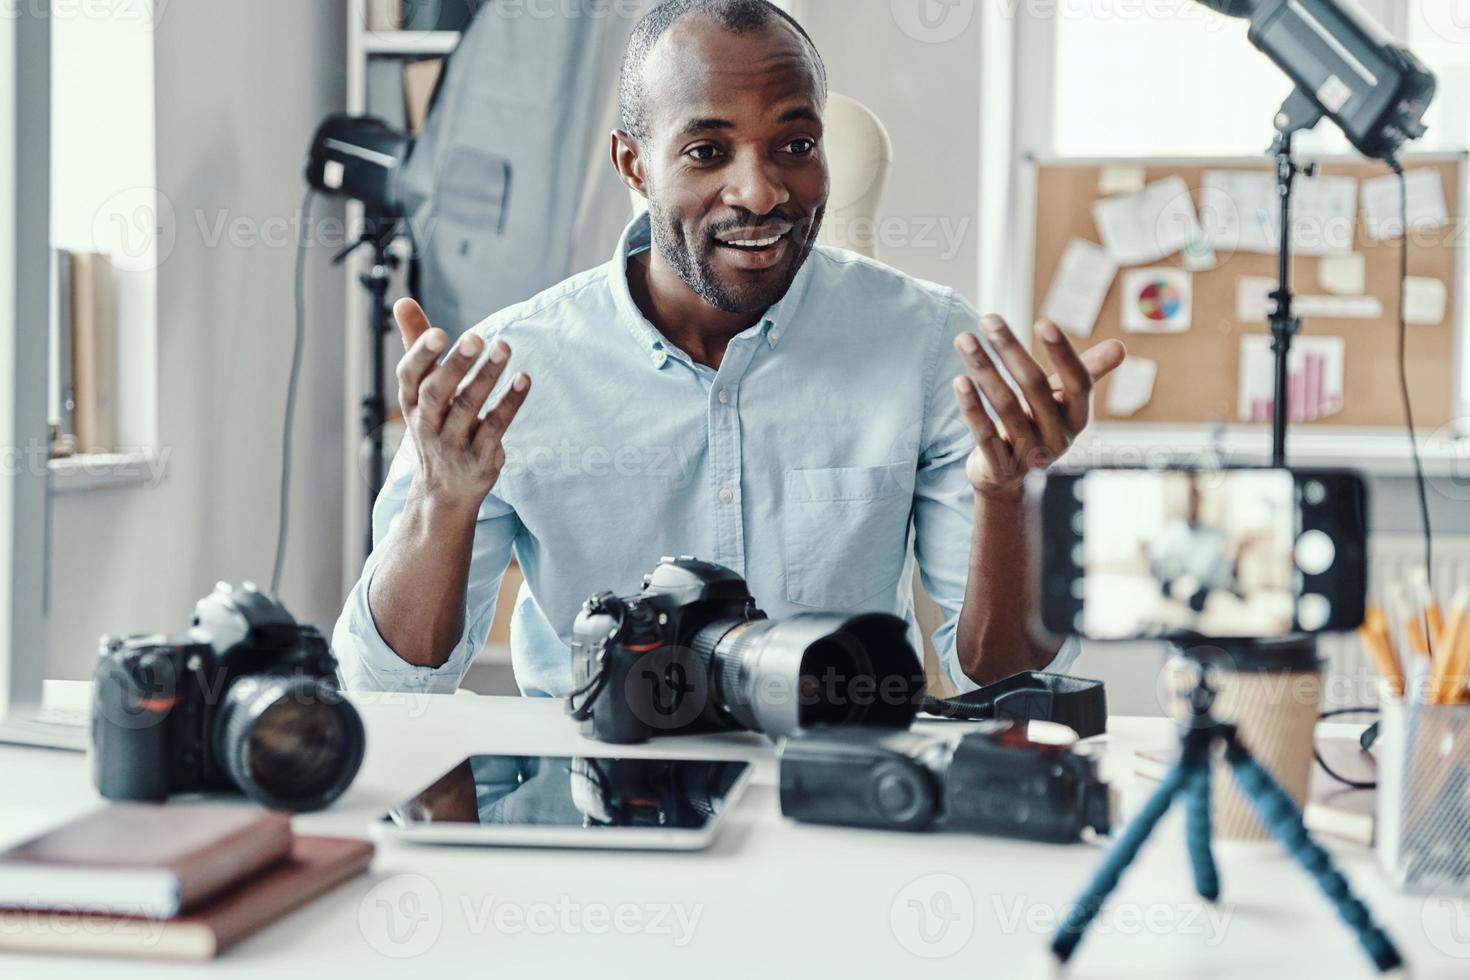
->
xmin=705 ymin=209 xmax=809 ymax=240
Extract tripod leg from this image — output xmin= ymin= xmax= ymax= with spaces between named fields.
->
xmin=1051 ymin=760 xmax=1188 ymax=965
xmin=1184 ymin=767 xmax=1220 ymax=901
xmin=1224 ymin=742 xmax=1404 ymax=974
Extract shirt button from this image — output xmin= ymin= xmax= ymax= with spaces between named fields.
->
xmin=718 ymin=389 xmax=731 ymax=404
xmin=652 ymin=351 xmax=668 ymax=368
xmin=769 ymin=328 xmax=783 ymax=343
xmin=718 ymin=488 xmax=734 ymax=504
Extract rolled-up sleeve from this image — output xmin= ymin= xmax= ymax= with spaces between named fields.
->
xmin=332 ymin=433 xmax=521 ymax=694
xmin=911 ymin=293 xmax=1080 ymax=694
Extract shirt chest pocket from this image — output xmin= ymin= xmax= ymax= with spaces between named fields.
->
xmin=782 ymin=463 xmax=915 ymax=609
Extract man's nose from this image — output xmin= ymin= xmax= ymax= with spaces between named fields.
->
xmin=722 ymin=151 xmax=790 ymax=217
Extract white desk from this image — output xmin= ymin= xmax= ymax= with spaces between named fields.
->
xmin=1 ymin=695 xmax=1466 ymax=979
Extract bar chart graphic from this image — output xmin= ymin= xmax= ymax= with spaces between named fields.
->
xmin=1238 ymin=334 xmax=1346 ymax=424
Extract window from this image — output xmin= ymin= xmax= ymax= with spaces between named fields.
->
xmin=48 ymin=0 xmax=159 ymax=468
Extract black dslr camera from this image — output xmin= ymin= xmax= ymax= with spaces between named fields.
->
xmin=779 ymin=723 xmax=1112 ymax=843
xmin=568 ymin=557 xmax=925 ymax=744
xmin=92 ymin=582 xmax=366 ymax=812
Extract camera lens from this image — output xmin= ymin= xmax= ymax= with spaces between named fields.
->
xmin=214 ymin=675 xmax=366 ymax=812
xmin=692 ymin=612 xmax=924 ymax=737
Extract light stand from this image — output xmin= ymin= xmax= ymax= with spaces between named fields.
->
xmin=334 ymin=214 xmax=402 ymax=558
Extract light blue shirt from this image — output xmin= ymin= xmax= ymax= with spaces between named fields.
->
xmin=332 ymin=213 xmax=1078 ymax=698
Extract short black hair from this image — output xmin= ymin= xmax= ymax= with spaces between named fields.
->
xmin=618 ymin=0 xmax=828 ymax=142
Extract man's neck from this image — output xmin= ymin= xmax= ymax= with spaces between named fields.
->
xmin=627 ymin=250 xmax=764 ymax=370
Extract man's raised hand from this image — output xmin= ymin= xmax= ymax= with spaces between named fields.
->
xmin=393 ymin=298 xmax=530 ymax=509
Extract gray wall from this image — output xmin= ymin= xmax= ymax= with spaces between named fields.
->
xmin=46 ymin=1 xmax=348 ymax=677
xmin=798 ymin=0 xmax=981 ymax=302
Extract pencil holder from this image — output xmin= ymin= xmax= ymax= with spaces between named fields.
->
xmin=1377 ymin=689 xmax=1470 ymax=895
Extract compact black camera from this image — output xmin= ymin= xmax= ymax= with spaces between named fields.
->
xmin=568 ymin=557 xmax=926 ymax=744
xmin=778 ymin=723 xmax=1112 ymax=843
xmin=92 ymin=582 xmax=366 ymax=812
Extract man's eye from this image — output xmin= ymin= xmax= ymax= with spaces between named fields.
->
xmin=686 ymin=145 xmax=721 ymax=162
xmin=785 ymin=138 xmax=816 ymax=156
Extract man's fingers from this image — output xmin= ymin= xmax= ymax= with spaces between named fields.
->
xmin=952 ymin=375 xmax=1009 ymax=476
xmin=417 ymin=332 xmax=484 ymax=431
xmin=474 ymin=373 xmax=532 ymax=452
xmin=1034 ymin=318 xmax=1094 ymax=432
xmin=442 ymin=339 xmax=512 ymax=444
xmin=1080 ymin=339 xmax=1128 ymax=381
xmin=395 ymin=326 xmax=448 ymax=413
xmin=1047 ymin=338 xmax=1128 ymax=432
xmin=394 ymin=298 xmax=433 ymax=350
xmin=954 ymin=327 xmax=1041 ymax=455
xmin=973 ymin=315 xmax=1070 ymax=453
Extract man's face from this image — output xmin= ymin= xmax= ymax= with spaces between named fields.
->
xmin=635 ymin=16 xmax=829 ymax=315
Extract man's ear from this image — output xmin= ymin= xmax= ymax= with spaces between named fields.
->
xmin=611 ymin=129 xmax=648 ymax=200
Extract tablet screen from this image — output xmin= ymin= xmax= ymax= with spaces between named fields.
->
xmin=387 ymin=754 xmax=751 ymax=832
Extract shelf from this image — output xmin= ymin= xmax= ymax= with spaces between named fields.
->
xmin=49 ymin=450 xmax=168 ymax=494
xmin=363 ymin=31 xmax=460 ymax=56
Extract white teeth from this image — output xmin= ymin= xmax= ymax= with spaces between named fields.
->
xmin=725 ymin=234 xmax=782 ymax=248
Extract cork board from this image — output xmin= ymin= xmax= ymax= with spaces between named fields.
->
xmin=1030 ymin=155 xmax=1464 ymax=428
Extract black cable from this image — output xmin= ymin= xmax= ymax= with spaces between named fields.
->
xmin=1314 ymin=706 xmax=1379 ymax=790
xmin=272 ymin=188 xmax=316 ymax=597
xmin=1390 ymin=160 xmax=1434 ymax=594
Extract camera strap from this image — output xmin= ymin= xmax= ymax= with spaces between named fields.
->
xmin=921 ymin=671 xmax=1107 ymax=739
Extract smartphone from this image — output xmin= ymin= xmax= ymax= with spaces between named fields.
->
xmin=1031 ymin=467 xmax=1368 ymax=641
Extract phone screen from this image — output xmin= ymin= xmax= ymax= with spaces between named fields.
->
xmin=1080 ymin=469 xmax=1298 ymax=639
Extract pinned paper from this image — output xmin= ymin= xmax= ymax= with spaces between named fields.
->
xmin=1200 ymin=170 xmax=1356 ymax=256
xmin=1236 ymin=276 xmax=1381 ymax=323
xmin=1292 ymin=174 xmax=1358 ymax=255
xmin=1238 ymin=334 xmax=1345 ymax=423
xmin=1105 ymin=356 xmax=1157 ymax=417
xmin=1200 ymin=170 xmax=1277 ymax=253
xmin=1040 ymin=239 xmax=1117 ymax=338
xmin=1403 ymin=277 xmax=1447 ymax=325
xmin=1098 ymin=165 xmax=1147 ymax=196
xmin=1093 ymin=176 xmax=1203 ymax=265
xmin=1362 ymin=169 xmax=1449 ymax=240
xmin=1122 ymin=267 xmax=1192 ymax=333
xmin=1317 ymin=253 xmax=1365 ymax=295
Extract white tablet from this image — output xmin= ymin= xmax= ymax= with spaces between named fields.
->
xmin=374 ymin=753 xmax=754 ymax=851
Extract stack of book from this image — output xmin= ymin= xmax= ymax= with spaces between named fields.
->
xmin=0 ymin=803 xmax=373 ymax=959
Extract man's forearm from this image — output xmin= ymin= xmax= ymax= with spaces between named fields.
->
xmin=955 ymin=490 xmax=1058 ymax=685
xmin=366 ymin=487 xmax=479 ymax=668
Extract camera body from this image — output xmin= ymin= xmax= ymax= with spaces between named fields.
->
xmin=778 ymin=724 xmax=1112 ymax=843
xmin=569 ymin=557 xmax=924 ymax=744
xmin=92 ymin=582 xmax=365 ymax=812
xmin=570 ymin=558 xmax=767 ymax=744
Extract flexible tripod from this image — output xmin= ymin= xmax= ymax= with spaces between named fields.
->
xmin=1049 ymin=659 xmax=1404 ymax=973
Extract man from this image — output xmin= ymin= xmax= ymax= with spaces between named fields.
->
xmin=332 ymin=0 xmax=1126 ymax=698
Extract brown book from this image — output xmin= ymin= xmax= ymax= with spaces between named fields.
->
xmin=0 ymin=803 xmax=291 ymax=918
xmin=68 ymin=250 xmax=116 ymax=453
xmin=0 ymin=836 xmax=374 ymax=960
xmin=403 ymin=57 xmax=444 ymax=134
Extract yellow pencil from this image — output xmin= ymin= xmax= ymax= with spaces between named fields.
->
xmin=1428 ymin=588 xmax=1469 ymax=705
xmin=1411 ymin=568 xmax=1443 ymax=659
xmin=1359 ymin=606 xmax=1404 ymax=698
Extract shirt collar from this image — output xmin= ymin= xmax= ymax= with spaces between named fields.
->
xmin=608 ymin=211 xmax=816 ymax=368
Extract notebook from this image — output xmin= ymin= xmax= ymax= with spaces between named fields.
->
xmin=0 ymin=803 xmax=292 ymax=918
xmin=0 ymin=835 xmax=374 ymax=959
